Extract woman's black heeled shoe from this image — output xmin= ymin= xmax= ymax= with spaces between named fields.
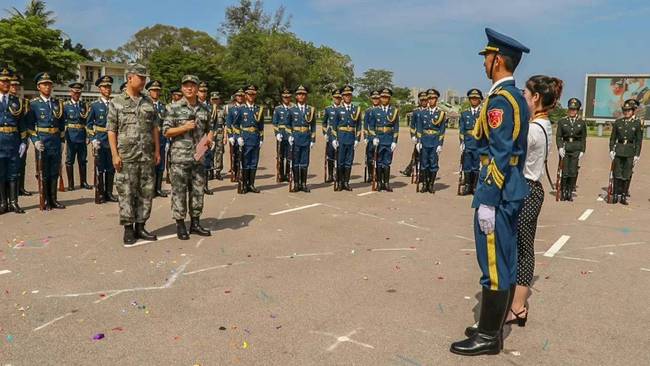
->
xmin=505 ymin=307 xmax=528 ymax=327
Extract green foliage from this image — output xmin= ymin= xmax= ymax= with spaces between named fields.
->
xmin=220 ymin=0 xmax=291 ymax=36
xmin=7 ymin=0 xmax=55 ymax=25
xmin=355 ymin=69 xmax=394 ymax=96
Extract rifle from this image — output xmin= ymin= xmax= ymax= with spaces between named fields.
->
xmin=276 ymin=139 xmax=281 ymax=182
xmin=371 ymin=145 xmax=379 ymax=191
xmin=165 ymin=141 xmax=171 ymax=184
xmin=288 ymin=145 xmax=294 ymax=192
xmin=93 ymin=148 xmax=101 ymax=204
xmin=457 ymin=150 xmax=465 ymax=196
xmin=58 ymin=162 xmax=65 ymax=192
xmin=35 ymin=151 xmax=45 ymax=211
xmin=236 ymin=145 xmax=244 ymax=194
xmin=229 ymin=143 xmax=236 ymax=182
xmin=410 ymin=147 xmax=418 ymax=184
xmin=323 ymin=139 xmax=328 ymax=183
xmin=606 ymin=161 xmax=614 ymax=204
xmin=555 ymin=157 xmax=563 ymax=202
xmin=333 ymin=146 xmax=339 ymax=191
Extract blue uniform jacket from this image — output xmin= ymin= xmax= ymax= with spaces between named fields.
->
xmin=322 ymin=104 xmax=340 ymax=141
xmin=459 ymin=109 xmax=480 ymax=151
xmin=63 ymin=100 xmax=90 ymax=144
xmin=272 ymin=104 xmax=292 ymax=138
xmin=471 ymin=79 xmax=530 ymax=208
xmin=26 ymin=96 xmax=64 ymax=152
xmin=289 ymin=105 xmax=316 ymax=147
xmin=368 ymin=105 xmax=399 ymax=145
xmin=0 ymin=95 xmax=27 ymax=157
xmin=410 ymin=107 xmax=425 ymax=138
xmin=86 ymin=100 xmax=111 ymax=148
xmin=225 ymin=103 xmax=241 ymax=139
xmin=416 ymin=108 xmax=447 ymax=148
xmin=333 ymin=104 xmax=361 ymax=145
xmin=233 ymin=104 xmax=264 ymax=146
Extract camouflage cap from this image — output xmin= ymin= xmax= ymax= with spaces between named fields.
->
xmin=181 ymin=75 xmax=200 ymax=85
xmin=126 ymin=64 xmax=148 ymax=77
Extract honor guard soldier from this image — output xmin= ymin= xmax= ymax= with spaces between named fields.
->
xmin=363 ymin=90 xmax=381 ymax=182
xmin=451 ymin=28 xmax=530 ymax=356
xmin=119 ymin=82 xmax=127 ymax=93
xmin=273 ymin=88 xmax=293 ymax=182
xmin=9 ymin=75 xmax=32 ymax=197
xmin=322 ymin=88 xmax=342 ymax=183
xmin=332 ymin=84 xmax=361 ymax=191
xmin=0 ymin=67 xmax=27 ymax=214
xmin=198 ymin=82 xmax=209 ymax=108
xmin=367 ymin=88 xmax=399 ymax=191
xmin=107 ymin=64 xmax=160 ymax=246
xmin=163 ymin=75 xmax=213 ymax=240
xmin=171 ymin=87 xmax=183 ymax=102
xmin=556 ymin=98 xmax=586 ymax=201
xmin=62 ymin=82 xmax=92 ymax=191
xmin=608 ymin=99 xmax=643 ymax=205
xmin=146 ymin=80 xmax=168 ymax=198
xmin=226 ymin=88 xmax=244 ymax=181
xmin=415 ymin=88 xmax=447 ymax=193
xmin=400 ymin=91 xmax=428 ymax=177
xmin=87 ymin=75 xmax=118 ymax=203
xmin=288 ymin=85 xmax=316 ymax=192
xmin=26 ymin=72 xmax=66 ymax=210
xmin=233 ymin=85 xmax=264 ymax=193
xmin=459 ymin=88 xmax=483 ymax=195
xmin=210 ymin=92 xmax=225 ymax=180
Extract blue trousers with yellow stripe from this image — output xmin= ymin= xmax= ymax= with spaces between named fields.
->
xmin=474 ymin=199 xmax=522 ymax=290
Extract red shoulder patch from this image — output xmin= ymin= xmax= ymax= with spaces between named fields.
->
xmin=487 ymin=109 xmax=503 ymax=128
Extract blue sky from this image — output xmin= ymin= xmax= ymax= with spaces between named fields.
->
xmin=5 ymin=0 xmax=648 ymax=102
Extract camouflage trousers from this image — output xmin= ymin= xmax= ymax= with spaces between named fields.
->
xmin=115 ymin=162 xmax=155 ymax=225
xmin=170 ymin=162 xmax=205 ymax=220
xmin=213 ymin=128 xmax=225 ymax=172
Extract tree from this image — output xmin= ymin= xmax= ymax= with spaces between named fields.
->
xmin=63 ymin=38 xmax=91 ymax=60
xmin=220 ymin=0 xmax=291 ymax=37
xmin=88 ymin=48 xmax=130 ymax=63
xmin=7 ymin=0 xmax=55 ymax=25
xmin=355 ymin=69 xmax=394 ymax=96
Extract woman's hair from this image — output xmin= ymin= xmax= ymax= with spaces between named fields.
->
xmin=526 ymin=75 xmax=564 ymax=111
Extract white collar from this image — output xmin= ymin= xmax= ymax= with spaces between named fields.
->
xmin=343 ymin=103 xmax=352 ymax=109
xmin=489 ymin=76 xmax=515 ymax=95
xmin=283 ymin=103 xmax=291 ymax=108
xmin=40 ymin=95 xmax=51 ymax=103
xmin=297 ymin=103 xmax=306 ymax=108
xmin=100 ymin=97 xmax=110 ymax=104
xmin=471 ymin=107 xmax=479 ymax=113
xmin=429 ymin=106 xmax=438 ymax=113
xmin=0 ymin=92 xmax=7 ymax=100
xmin=246 ymin=103 xmax=254 ymax=108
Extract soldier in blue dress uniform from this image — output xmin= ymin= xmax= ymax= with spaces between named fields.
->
xmin=146 ymin=80 xmax=168 ymax=198
xmin=415 ymin=88 xmax=447 ymax=193
xmin=367 ymin=88 xmax=399 ymax=192
xmin=288 ymin=85 xmax=316 ymax=192
xmin=273 ymin=88 xmax=293 ymax=182
xmin=226 ymin=88 xmax=244 ymax=181
xmin=363 ymin=90 xmax=381 ymax=182
xmin=26 ymin=72 xmax=66 ymax=209
xmin=332 ymin=84 xmax=361 ymax=191
xmin=62 ymin=82 xmax=92 ymax=191
xmin=0 ymin=67 xmax=27 ymax=214
xmin=232 ymin=85 xmax=264 ymax=194
xmin=86 ymin=75 xmax=117 ymax=204
xmin=9 ymin=76 xmax=32 ymax=197
xmin=322 ymin=88 xmax=342 ymax=183
xmin=458 ymin=88 xmax=483 ymax=195
xmin=450 ymin=28 xmax=530 ymax=356
xmin=400 ymin=91 xmax=428 ymax=177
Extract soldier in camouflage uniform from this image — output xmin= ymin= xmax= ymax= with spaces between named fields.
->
xmin=210 ymin=92 xmax=225 ymax=181
xmin=556 ymin=98 xmax=586 ymax=201
xmin=107 ymin=64 xmax=160 ymax=246
xmin=163 ymin=75 xmax=213 ymax=240
xmin=608 ymin=99 xmax=643 ymax=205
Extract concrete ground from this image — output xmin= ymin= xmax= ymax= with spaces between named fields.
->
xmin=1 ymin=129 xmax=649 ymax=366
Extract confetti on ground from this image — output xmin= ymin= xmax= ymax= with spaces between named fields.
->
xmin=464 ymin=296 xmax=471 ymax=300
xmin=387 ymin=289 xmax=397 ymax=293
xmin=92 ymin=333 xmax=105 ymax=340
xmin=7 ymin=335 xmax=14 ymax=343
xmin=241 ymin=341 xmax=249 ymax=349
xmin=111 ymin=327 xmax=124 ymax=332
xmin=219 ymin=326 xmax=227 ymax=331
xmin=510 ymin=351 xmax=521 ymax=356
xmin=543 ymin=339 xmax=549 ymax=351
xmin=437 ymin=304 xmax=444 ymax=313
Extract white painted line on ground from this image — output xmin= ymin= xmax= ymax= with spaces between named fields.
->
xmin=557 ymin=256 xmax=600 ymax=263
xmin=641 ymin=268 xmax=650 ymax=272
xmin=0 ymin=269 xmax=11 ymax=276
xmin=127 ymin=234 xmax=177 ymax=247
xmin=581 ymin=241 xmax=646 ymax=250
xmin=578 ymin=209 xmax=594 ymax=221
xmin=33 ymin=311 xmax=76 ymax=331
xmin=357 ymin=211 xmax=384 ymax=220
xmin=276 ymin=252 xmax=334 ymax=259
xmin=370 ymin=248 xmax=417 ymax=252
xmin=534 ymin=251 xmax=546 ymax=255
xmin=454 ymin=235 xmax=474 ymax=242
xmin=460 ymin=248 xmax=477 ymax=252
xmin=93 ymin=290 xmax=124 ymax=304
xmin=357 ymin=191 xmax=376 ymax=197
xmin=195 ymin=238 xmax=206 ymax=248
xmin=397 ymin=220 xmax=430 ymax=231
xmin=183 ymin=261 xmax=247 ymax=276
xmin=544 ymin=235 xmax=571 ymax=257
xmin=596 ymin=196 xmax=604 ymax=202
xmin=270 ymin=203 xmax=322 ymax=216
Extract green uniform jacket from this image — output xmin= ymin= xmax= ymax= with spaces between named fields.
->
xmin=609 ymin=117 xmax=643 ymax=158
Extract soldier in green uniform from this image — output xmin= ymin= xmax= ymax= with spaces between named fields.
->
xmin=163 ymin=75 xmax=213 ymax=240
xmin=107 ymin=64 xmax=160 ymax=246
xmin=210 ymin=92 xmax=225 ymax=181
xmin=608 ymin=99 xmax=643 ymax=205
xmin=556 ymin=98 xmax=586 ymax=201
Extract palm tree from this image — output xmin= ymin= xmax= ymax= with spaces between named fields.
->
xmin=7 ymin=0 xmax=56 ymax=26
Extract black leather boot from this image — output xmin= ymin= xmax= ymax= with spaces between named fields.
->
xmin=43 ymin=180 xmax=53 ymax=210
xmin=366 ymin=163 xmax=373 ymax=183
xmin=65 ymin=165 xmax=75 ymax=191
xmin=344 ymin=167 xmax=352 ymax=191
xmin=611 ymin=179 xmax=619 ymax=204
xmin=451 ymin=287 xmax=510 ymax=356
xmin=155 ymin=171 xmax=168 ymax=197
xmin=49 ymin=179 xmax=65 ymax=209
xmin=384 ymin=167 xmax=393 ymax=192
xmin=8 ymin=181 xmax=25 ymax=214
xmin=301 ymin=167 xmax=310 ymax=192
xmin=203 ymin=172 xmax=213 ymax=195
xmin=248 ymin=169 xmax=260 ymax=193
xmin=620 ymin=180 xmax=628 ymax=205
xmin=215 ymin=171 xmax=223 ymax=181
xmin=0 ymin=182 xmax=7 ymax=215
xmin=334 ymin=167 xmax=342 ymax=191
xmin=19 ymin=158 xmax=32 ymax=196
xmin=326 ymin=160 xmax=334 ymax=183
xmin=123 ymin=224 xmax=137 ymax=245
xmin=135 ymin=222 xmax=157 ymax=241
xmin=96 ymin=172 xmax=105 ymax=204
xmin=278 ymin=160 xmax=286 ymax=182
xmin=79 ymin=164 xmax=92 ymax=190
xmin=400 ymin=163 xmax=412 ymax=177
xmin=284 ymin=161 xmax=291 ymax=183
xmin=176 ymin=219 xmax=190 ymax=240
xmin=190 ymin=217 xmax=211 ymax=236
xmin=104 ymin=172 xmax=118 ymax=202
xmin=376 ymin=167 xmax=384 ymax=191
xmin=430 ymin=172 xmax=437 ymax=194
xmin=420 ymin=171 xmax=428 ymax=193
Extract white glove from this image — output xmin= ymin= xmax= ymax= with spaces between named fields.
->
xmin=354 ymin=140 xmax=359 ymax=149
xmin=578 ymin=152 xmax=584 ymax=160
xmin=289 ymin=136 xmax=294 ymax=146
xmin=609 ymin=151 xmax=615 ymax=160
xmin=259 ymin=140 xmax=263 ymax=147
xmin=559 ymin=147 xmax=566 ymax=158
xmin=390 ymin=142 xmax=397 ymax=152
xmin=228 ymin=137 xmax=235 ymax=145
xmin=237 ymin=137 xmax=244 ymax=146
xmin=276 ymin=133 xmax=283 ymax=142
xmin=436 ymin=145 xmax=442 ymax=154
xmin=411 ymin=136 xmax=417 ymax=144
xmin=332 ymin=140 xmax=339 ymax=150
xmin=19 ymin=143 xmax=27 ymax=157
xmin=34 ymin=141 xmax=45 ymax=152
xmin=165 ymin=141 xmax=170 ymax=151
xmin=477 ymin=204 xmax=496 ymax=234
xmin=416 ymin=143 xmax=422 ymax=152
xmin=92 ymin=139 xmax=101 ymax=149
xmin=373 ymin=138 xmax=379 ymax=147
xmin=634 ymin=156 xmax=640 ymax=165
xmin=460 ymin=143 xmax=465 ymax=152
xmin=310 ymin=142 xmax=315 ymax=149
